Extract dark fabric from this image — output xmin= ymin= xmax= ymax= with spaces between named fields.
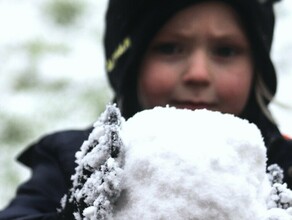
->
xmin=104 ymin=0 xmax=280 ymax=118
xmin=0 ymin=129 xmax=92 ymax=220
xmin=0 ymin=116 xmax=292 ymax=219
xmin=256 ymin=115 xmax=292 ymax=188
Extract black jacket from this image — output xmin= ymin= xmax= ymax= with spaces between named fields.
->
xmin=0 ymin=129 xmax=92 ymax=220
xmin=0 ymin=116 xmax=292 ymax=220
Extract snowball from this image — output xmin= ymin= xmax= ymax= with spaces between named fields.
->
xmin=113 ymin=107 xmax=270 ymax=220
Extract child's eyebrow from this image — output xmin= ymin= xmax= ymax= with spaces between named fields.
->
xmin=207 ymin=33 xmax=250 ymax=47
xmin=154 ymin=31 xmax=248 ymax=46
xmin=208 ymin=33 xmax=246 ymax=41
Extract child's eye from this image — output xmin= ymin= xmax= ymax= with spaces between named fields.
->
xmin=152 ymin=43 xmax=183 ymax=55
xmin=213 ymin=46 xmax=239 ymax=58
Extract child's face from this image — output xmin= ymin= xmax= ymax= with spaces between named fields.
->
xmin=138 ymin=1 xmax=253 ymax=116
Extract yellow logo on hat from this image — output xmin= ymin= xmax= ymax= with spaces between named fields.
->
xmin=107 ymin=37 xmax=132 ymax=73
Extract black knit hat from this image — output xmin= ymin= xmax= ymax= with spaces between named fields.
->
xmin=104 ymin=0 xmax=281 ymax=118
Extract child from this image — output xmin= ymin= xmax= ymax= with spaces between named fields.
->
xmin=1 ymin=0 xmax=291 ymax=219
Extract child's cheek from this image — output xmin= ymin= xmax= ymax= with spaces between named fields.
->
xmin=138 ymin=65 xmax=177 ymax=107
xmin=216 ymin=75 xmax=252 ymax=115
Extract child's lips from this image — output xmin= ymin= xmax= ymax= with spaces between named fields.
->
xmin=171 ymin=101 xmax=214 ymax=111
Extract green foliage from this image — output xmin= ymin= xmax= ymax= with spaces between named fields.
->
xmin=23 ymin=39 xmax=69 ymax=59
xmin=0 ymin=114 xmax=32 ymax=145
xmin=13 ymin=68 xmax=69 ymax=92
xmin=12 ymin=39 xmax=69 ymax=91
xmin=44 ymin=0 xmax=86 ymax=26
xmin=13 ymin=66 xmax=39 ymax=91
xmin=80 ymin=85 xmax=112 ymax=117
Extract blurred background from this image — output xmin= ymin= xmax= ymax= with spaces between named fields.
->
xmin=0 ymin=0 xmax=291 ymax=210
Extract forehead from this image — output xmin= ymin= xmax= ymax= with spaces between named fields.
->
xmin=157 ymin=1 xmax=245 ymax=37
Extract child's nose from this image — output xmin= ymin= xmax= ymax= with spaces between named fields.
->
xmin=182 ymin=50 xmax=211 ymax=85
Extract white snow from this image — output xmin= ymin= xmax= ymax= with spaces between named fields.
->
xmin=68 ymin=105 xmax=125 ymax=220
xmin=110 ymin=107 xmax=291 ymax=220
xmin=65 ymin=105 xmax=292 ymax=219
